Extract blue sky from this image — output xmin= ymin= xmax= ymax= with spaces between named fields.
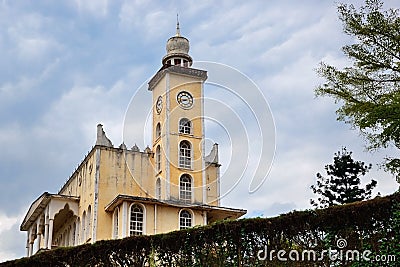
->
xmin=0 ymin=0 xmax=399 ymax=261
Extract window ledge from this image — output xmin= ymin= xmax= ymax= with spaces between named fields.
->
xmin=178 ymin=167 xmax=193 ymax=171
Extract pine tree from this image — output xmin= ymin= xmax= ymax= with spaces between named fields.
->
xmin=310 ymin=147 xmax=377 ymax=208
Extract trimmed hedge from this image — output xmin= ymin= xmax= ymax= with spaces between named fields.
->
xmin=2 ymin=192 xmax=399 ymax=267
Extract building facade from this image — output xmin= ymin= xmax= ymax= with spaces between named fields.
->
xmin=20 ymin=24 xmax=246 ymax=257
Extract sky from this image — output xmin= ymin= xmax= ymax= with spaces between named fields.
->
xmin=1 ymin=0 xmax=399 ymax=261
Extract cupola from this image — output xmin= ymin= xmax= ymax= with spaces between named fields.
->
xmin=162 ymin=16 xmax=193 ymax=67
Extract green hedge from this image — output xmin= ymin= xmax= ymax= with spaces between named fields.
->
xmin=2 ymin=192 xmax=399 ymax=267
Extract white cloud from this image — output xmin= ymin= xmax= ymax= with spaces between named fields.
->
xmin=74 ymin=0 xmax=109 ymax=17
xmin=0 ymin=57 xmax=60 ymax=112
xmin=0 ymin=123 xmax=28 ymax=161
xmin=118 ymin=1 xmax=169 ymax=40
xmin=0 ymin=213 xmax=19 ymax=235
xmin=0 ymin=211 xmax=26 ymax=262
xmin=16 ymin=37 xmax=58 ymax=60
xmin=5 ymin=11 xmax=62 ymax=61
xmin=36 ymin=68 xmax=147 ymax=149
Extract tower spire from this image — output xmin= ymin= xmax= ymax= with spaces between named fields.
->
xmin=176 ymin=14 xmax=180 ymax=36
xmin=162 ymin=14 xmax=192 ymax=67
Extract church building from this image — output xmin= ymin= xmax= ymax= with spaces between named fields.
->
xmin=20 ymin=22 xmax=247 ymax=257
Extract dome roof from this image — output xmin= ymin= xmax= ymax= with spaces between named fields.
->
xmin=162 ymin=18 xmax=192 ymax=66
xmin=166 ymin=35 xmax=189 ymax=55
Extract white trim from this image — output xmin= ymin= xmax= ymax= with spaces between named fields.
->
xmin=154 ymin=204 xmax=158 ymax=234
xmin=35 ymin=221 xmax=41 ymax=252
xmin=92 ymin=148 xmax=100 ymax=243
xmin=26 ymin=231 xmax=30 ymax=256
xmin=47 ymin=218 xmax=54 ymax=249
xmin=203 ymin=210 xmax=207 ymax=225
xmin=166 ymin=73 xmax=171 ymax=200
xmin=44 ymin=211 xmax=49 ymax=252
xmin=122 ymin=201 xmax=128 ymax=238
xmin=201 ymin=81 xmax=206 ymax=204
xmin=217 ymin=160 xmax=221 ymax=206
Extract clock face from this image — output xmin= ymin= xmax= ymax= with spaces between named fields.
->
xmin=156 ymin=96 xmax=163 ymax=114
xmin=177 ymin=91 xmax=193 ymax=109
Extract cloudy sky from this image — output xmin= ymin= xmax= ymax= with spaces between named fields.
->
xmin=1 ymin=0 xmax=399 ymax=261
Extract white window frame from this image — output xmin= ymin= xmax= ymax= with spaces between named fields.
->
xmin=129 ymin=203 xmax=145 ymax=236
xmin=179 ymin=141 xmax=192 ymax=169
xmin=179 ymin=209 xmax=193 ymax=230
xmin=179 ymin=118 xmax=192 ymax=134
xmin=180 ymin=174 xmax=192 ymax=203
xmin=156 ymin=145 xmax=161 ymax=171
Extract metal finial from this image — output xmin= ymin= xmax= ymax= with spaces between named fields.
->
xmin=176 ymin=14 xmax=180 ymax=36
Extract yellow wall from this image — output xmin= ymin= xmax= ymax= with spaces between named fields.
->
xmin=113 ymin=202 xmax=205 ymax=237
xmin=96 ymin=148 xmax=152 ymax=241
xmin=205 ymin=164 xmax=219 ymax=206
xmin=58 ymin=150 xmax=96 ymax=243
xmin=56 ymin=144 xmax=212 ymax=243
xmin=151 ymin=71 xmax=206 ymax=204
xmin=45 ymin=67 xmax=221 ymax=246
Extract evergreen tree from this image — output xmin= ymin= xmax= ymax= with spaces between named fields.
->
xmin=310 ymin=147 xmax=377 ymax=208
xmin=315 ymin=0 xmax=400 ymax=182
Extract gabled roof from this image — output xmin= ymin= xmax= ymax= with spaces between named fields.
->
xmin=20 ymin=192 xmax=79 ymax=231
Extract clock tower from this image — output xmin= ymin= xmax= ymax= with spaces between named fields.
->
xmin=148 ymin=20 xmax=211 ymax=205
xmin=20 ymin=20 xmax=246 ymax=255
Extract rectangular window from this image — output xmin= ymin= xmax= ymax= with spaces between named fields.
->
xmin=130 ymin=205 xmax=144 ymax=236
xmin=179 ymin=149 xmax=191 ymax=169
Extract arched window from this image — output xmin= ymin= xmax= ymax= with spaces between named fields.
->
xmin=87 ymin=205 xmax=92 ymax=241
xmin=179 ymin=118 xmax=191 ymax=134
xmin=156 ymin=123 xmax=161 ymax=138
xmin=76 ymin=218 xmax=80 ymax=244
xmin=66 ymin=228 xmax=70 ymax=246
xmin=180 ymin=174 xmax=192 ymax=203
xmin=72 ymin=222 xmax=76 ymax=246
xmin=179 ymin=210 xmax=192 ymax=230
xmin=113 ymin=208 xmax=119 ymax=239
xmin=81 ymin=211 xmax=86 ymax=242
xmin=156 ymin=178 xmax=161 ymax=199
xmin=130 ymin=204 xmax=144 ymax=236
xmin=179 ymin=141 xmax=191 ymax=169
xmin=156 ymin=145 xmax=161 ymax=171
